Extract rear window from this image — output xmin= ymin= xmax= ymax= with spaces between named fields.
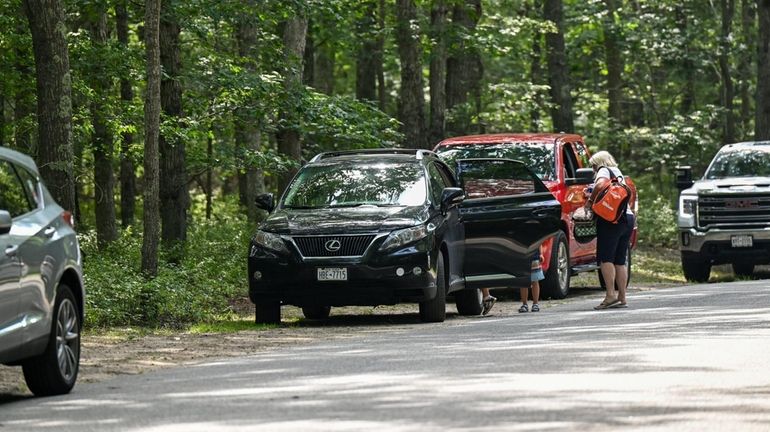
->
xmin=282 ymin=161 xmax=427 ymax=209
xmin=435 ymin=142 xmax=556 ymax=180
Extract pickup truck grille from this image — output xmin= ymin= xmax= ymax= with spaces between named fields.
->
xmin=697 ymin=193 xmax=770 ymax=229
xmin=292 ymin=235 xmax=376 ymax=257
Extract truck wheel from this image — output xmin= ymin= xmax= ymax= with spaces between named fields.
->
xmin=420 ymin=254 xmax=447 ymax=322
xmin=599 ymin=246 xmax=632 ymax=290
xmin=732 ymin=263 xmax=754 ymax=278
xmin=455 ymin=288 xmax=483 ymax=316
xmin=302 ymin=305 xmax=331 ymax=320
xmin=681 ymin=253 xmax=711 ymax=283
xmin=255 ymin=301 xmax=281 ymax=324
xmin=542 ymin=232 xmax=570 ymax=299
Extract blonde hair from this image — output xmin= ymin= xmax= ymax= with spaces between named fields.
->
xmin=588 ymin=150 xmax=618 ymax=168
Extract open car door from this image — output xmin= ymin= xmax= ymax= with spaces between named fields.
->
xmin=457 ymin=158 xmax=561 ymax=289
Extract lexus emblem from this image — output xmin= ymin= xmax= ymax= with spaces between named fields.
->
xmin=324 ymin=239 xmax=341 ymax=252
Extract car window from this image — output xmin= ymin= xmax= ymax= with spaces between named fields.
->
xmin=435 ymin=143 xmax=556 ymax=180
xmin=15 ymin=167 xmax=41 ymax=209
xmin=427 ymin=163 xmax=447 ymax=205
xmin=562 ymin=143 xmax=579 ymax=178
xmin=283 ymin=161 xmax=427 ymax=208
xmin=0 ymin=160 xmax=33 ymax=218
xmin=705 ymin=148 xmax=770 ymax=179
xmin=574 ymin=142 xmax=590 ymax=168
xmin=457 ymin=159 xmax=537 ymax=199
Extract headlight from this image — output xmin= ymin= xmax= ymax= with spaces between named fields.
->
xmin=252 ymin=230 xmax=290 ymax=254
xmin=379 ymin=225 xmax=431 ymax=252
xmin=679 ymin=196 xmax=697 ymax=216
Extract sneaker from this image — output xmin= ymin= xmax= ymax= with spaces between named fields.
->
xmin=531 ymin=303 xmax=540 ymax=312
xmin=482 ymin=296 xmax=497 ymax=316
xmin=518 ymin=303 xmax=529 ymax=313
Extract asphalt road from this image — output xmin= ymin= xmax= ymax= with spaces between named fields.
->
xmin=2 ymin=280 xmax=770 ymax=432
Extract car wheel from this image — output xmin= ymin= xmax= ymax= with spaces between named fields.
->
xmin=681 ymin=253 xmax=711 ymax=283
xmin=542 ymin=232 xmax=570 ymax=299
xmin=255 ymin=301 xmax=281 ymax=324
xmin=22 ymin=284 xmax=80 ymax=396
xmin=599 ymin=246 xmax=632 ymax=290
xmin=454 ymin=289 xmax=482 ymax=316
xmin=732 ymin=262 xmax=754 ymax=278
xmin=420 ymin=254 xmax=447 ymax=323
xmin=302 ymin=305 xmax=331 ymax=320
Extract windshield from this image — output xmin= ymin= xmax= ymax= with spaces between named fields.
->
xmin=282 ymin=162 xmax=427 ymax=209
xmin=705 ymin=148 xmax=770 ymax=179
xmin=435 ymin=142 xmax=556 ymax=180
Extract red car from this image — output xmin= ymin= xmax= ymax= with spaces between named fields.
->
xmin=434 ymin=133 xmax=638 ymax=298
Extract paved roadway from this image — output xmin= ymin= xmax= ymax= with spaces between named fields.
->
xmin=1 ymin=280 xmax=770 ymax=431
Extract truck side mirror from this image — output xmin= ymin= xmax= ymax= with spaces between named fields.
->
xmin=566 ymin=168 xmax=594 ymax=186
xmin=675 ymin=166 xmax=694 ymax=191
xmin=0 ymin=210 xmax=12 ymax=235
xmin=255 ymin=193 xmax=275 ymax=213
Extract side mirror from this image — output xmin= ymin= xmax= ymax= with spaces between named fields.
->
xmin=675 ymin=166 xmax=694 ymax=191
xmin=440 ymin=187 xmax=465 ymax=213
xmin=566 ymin=168 xmax=594 ymax=186
xmin=255 ymin=193 xmax=275 ymax=213
xmin=0 ymin=210 xmax=12 ymax=235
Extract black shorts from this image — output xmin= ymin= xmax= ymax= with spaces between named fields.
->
xmin=596 ymin=213 xmax=635 ymax=265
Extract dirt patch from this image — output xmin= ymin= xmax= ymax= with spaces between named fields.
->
xmin=0 ymin=283 xmax=658 ymax=399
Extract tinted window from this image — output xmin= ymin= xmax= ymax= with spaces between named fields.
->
xmin=15 ymin=167 xmax=41 ymax=209
xmin=427 ymin=163 xmax=447 ymax=204
xmin=705 ymin=148 xmax=770 ymax=179
xmin=0 ymin=160 xmax=33 ymax=217
xmin=436 ymin=143 xmax=556 ymax=180
xmin=458 ymin=160 xmax=537 ymax=199
xmin=283 ymin=161 xmax=427 ymax=208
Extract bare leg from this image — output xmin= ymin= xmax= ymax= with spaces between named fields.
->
xmin=520 ymin=287 xmax=529 ymax=304
xmin=615 ymin=264 xmax=628 ymax=303
xmin=482 ymin=288 xmax=491 ymax=299
xmin=531 ymin=281 xmax=540 ymax=304
xmin=600 ymin=262 xmax=617 ymax=300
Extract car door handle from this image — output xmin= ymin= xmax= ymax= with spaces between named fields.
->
xmin=533 ymin=208 xmax=553 ymax=218
xmin=4 ymin=245 xmax=19 ymax=257
xmin=44 ymin=226 xmax=56 ymax=238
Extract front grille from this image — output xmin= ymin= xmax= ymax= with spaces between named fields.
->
xmin=698 ymin=193 xmax=770 ymax=229
xmin=293 ymin=235 xmax=376 ymax=257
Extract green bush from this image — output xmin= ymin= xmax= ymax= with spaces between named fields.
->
xmin=637 ymin=194 xmax=678 ymax=248
xmin=81 ymin=209 xmax=253 ymax=328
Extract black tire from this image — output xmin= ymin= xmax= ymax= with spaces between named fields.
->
xmin=732 ymin=262 xmax=755 ymax=278
xmin=455 ymin=289 xmax=483 ymax=316
xmin=542 ymin=231 xmax=570 ymax=299
xmin=22 ymin=284 xmax=80 ymax=396
xmin=255 ymin=301 xmax=281 ymax=324
xmin=599 ymin=246 xmax=632 ymax=290
xmin=302 ymin=305 xmax=331 ymax=320
xmin=681 ymin=253 xmax=711 ymax=283
xmin=420 ymin=254 xmax=447 ymax=323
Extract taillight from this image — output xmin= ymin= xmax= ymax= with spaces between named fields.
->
xmin=62 ymin=211 xmax=75 ymax=229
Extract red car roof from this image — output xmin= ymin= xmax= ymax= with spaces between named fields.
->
xmin=433 ymin=133 xmax=583 ymax=149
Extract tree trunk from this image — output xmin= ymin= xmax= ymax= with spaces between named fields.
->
xmin=529 ymin=0 xmax=543 ymax=132
xmin=738 ymin=0 xmax=755 ymax=138
xmin=142 ymin=0 xmax=162 ymax=277
xmin=429 ymin=0 xmax=448 ymax=145
xmin=396 ymin=0 xmax=427 ymax=148
xmin=446 ymin=0 xmax=483 ymax=136
xmin=377 ymin=0 xmax=387 ymax=111
xmin=117 ymin=0 xmax=136 ymax=228
xmin=22 ymin=0 xmax=77 ymax=214
xmin=13 ymin=19 xmax=34 ymax=153
xmin=603 ymin=0 xmax=623 ymax=130
xmin=303 ymin=21 xmax=314 ymax=87
xmin=757 ymin=0 xmax=770 ymax=140
xmin=356 ymin=1 xmax=378 ymax=103
xmin=314 ymin=42 xmax=335 ymax=95
xmin=89 ymin=7 xmax=118 ymax=247
xmin=544 ymin=0 xmax=574 ymax=133
xmin=277 ymin=15 xmax=308 ymax=192
xmin=159 ymin=0 xmax=188 ymax=246
xmin=677 ymin=6 xmax=697 ymax=114
xmin=720 ymin=0 xmax=736 ymax=144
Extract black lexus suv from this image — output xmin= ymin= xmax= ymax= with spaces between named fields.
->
xmin=248 ymin=149 xmax=561 ymax=323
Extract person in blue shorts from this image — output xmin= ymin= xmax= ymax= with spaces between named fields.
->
xmin=519 ymin=246 xmax=545 ymax=313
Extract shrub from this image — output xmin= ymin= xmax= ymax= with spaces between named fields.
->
xmin=637 ymin=194 xmax=678 ymax=249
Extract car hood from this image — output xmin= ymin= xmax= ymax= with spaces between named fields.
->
xmin=683 ymin=177 xmax=770 ymax=195
xmin=260 ymin=205 xmax=431 ymax=235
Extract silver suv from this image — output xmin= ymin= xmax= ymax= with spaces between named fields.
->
xmin=0 ymin=147 xmax=85 ymax=396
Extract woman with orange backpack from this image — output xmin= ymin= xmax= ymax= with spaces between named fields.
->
xmin=584 ymin=151 xmax=636 ymax=310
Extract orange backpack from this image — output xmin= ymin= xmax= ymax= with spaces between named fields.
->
xmin=591 ymin=167 xmax=631 ymax=223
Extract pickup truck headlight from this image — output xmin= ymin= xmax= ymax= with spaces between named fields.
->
xmin=679 ymin=196 xmax=697 ymax=216
xmin=379 ymin=225 xmax=431 ymax=252
xmin=252 ymin=230 xmax=290 ymax=255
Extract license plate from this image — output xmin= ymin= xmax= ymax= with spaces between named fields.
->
xmin=317 ymin=268 xmax=347 ymax=281
xmin=731 ymin=235 xmax=753 ymax=248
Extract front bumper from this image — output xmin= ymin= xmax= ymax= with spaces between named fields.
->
xmin=679 ymin=227 xmax=770 ymax=264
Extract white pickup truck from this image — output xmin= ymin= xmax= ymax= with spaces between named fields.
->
xmin=676 ymin=141 xmax=770 ymax=282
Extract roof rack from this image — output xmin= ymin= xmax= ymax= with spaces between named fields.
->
xmin=309 ymin=149 xmax=437 ymax=163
